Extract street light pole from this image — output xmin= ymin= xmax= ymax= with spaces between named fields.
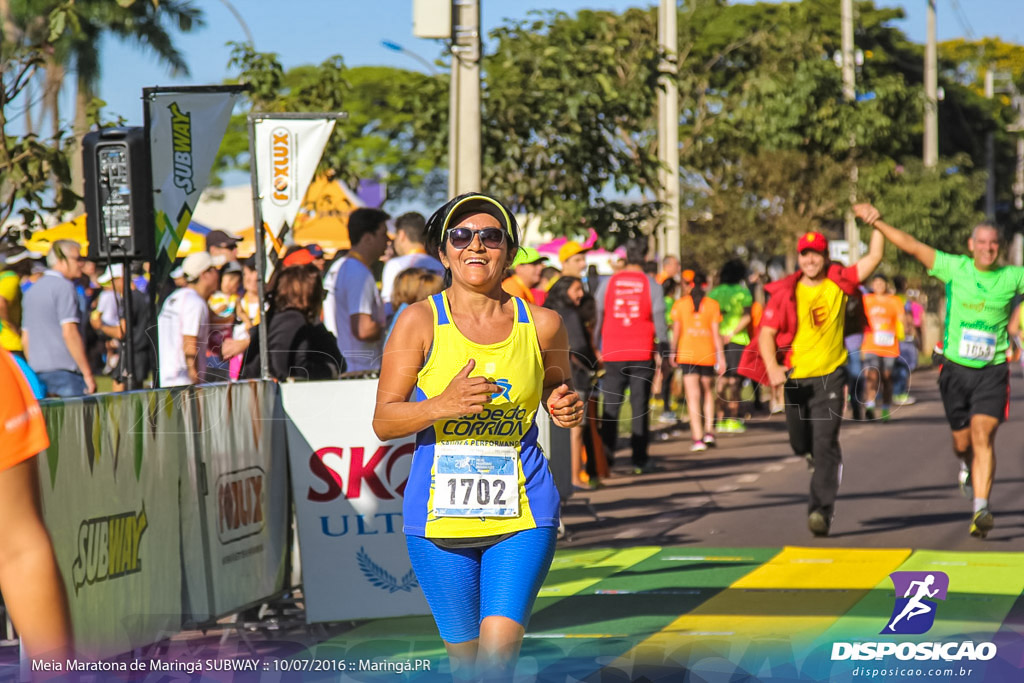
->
xmin=842 ymin=0 xmax=860 ymax=262
xmin=449 ymin=0 xmax=481 ymax=197
xmin=658 ymin=0 xmax=681 ymax=258
xmin=924 ymin=0 xmax=939 ymax=168
xmin=381 ymin=40 xmax=438 ymax=74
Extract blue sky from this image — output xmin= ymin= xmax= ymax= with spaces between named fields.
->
xmin=91 ymin=0 xmax=1022 ymax=128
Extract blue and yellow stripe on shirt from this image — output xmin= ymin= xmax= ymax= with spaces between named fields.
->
xmin=403 ymin=292 xmax=560 ymax=538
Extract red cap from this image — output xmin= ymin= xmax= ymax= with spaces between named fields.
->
xmin=797 ymin=231 xmax=828 ymax=254
xmin=283 ymin=249 xmax=316 ymax=267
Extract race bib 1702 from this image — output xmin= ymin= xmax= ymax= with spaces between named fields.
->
xmin=432 ymin=444 xmax=520 ymax=518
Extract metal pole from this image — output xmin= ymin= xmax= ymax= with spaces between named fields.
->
xmin=121 ymin=255 xmax=136 ymax=390
xmin=448 ymin=32 xmax=461 ymax=197
xmin=451 ymin=0 xmax=481 ymax=195
xmin=659 ymin=0 xmax=681 ymax=257
xmin=247 ymin=114 xmax=271 ymax=381
xmin=985 ymin=66 xmax=996 ymax=220
xmin=924 ymin=0 xmax=939 ymax=168
xmin=841 ymin=0 xmax=860 ymax=262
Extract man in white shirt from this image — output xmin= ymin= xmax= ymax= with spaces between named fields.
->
xmin=333 ymin=208 xmax=390 ymax=373
xmin=157 ymin=252 xmax=220 ymax=386
xmin=380 ymin=212 xmax=445 ymax=312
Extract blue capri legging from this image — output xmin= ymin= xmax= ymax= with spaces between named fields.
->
xmin=406 ymin=527 xmax=557 ymax=644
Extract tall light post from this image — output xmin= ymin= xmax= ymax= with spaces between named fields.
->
xmin=841 ymin=0 xmax=860 ymax=262
xmin=658 ymin=0 xmax=681 ymax=258
xmin=216 ymin=0 xmax=255 ymax=46
xmin=381 ymin=40 xmax=439 ymax=74
xmin=449 ymin=0 xmax=481 ymax=197
xmin=924 ymin=0 xmax=939 ymax=168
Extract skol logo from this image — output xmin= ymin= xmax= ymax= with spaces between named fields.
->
xmin=168 ymin=102 xmax=195 ymax=194
xmin=270 ymin=127 xmax=292 ymax=206
xmin=308 ymin=443 xmax=415 ymax=502
xmin=883 ymin=571 xmax=949 ymax=635
xmin=217 ymin=467 xmax=265 ymax=544
xmin=71 ymin=506 xmax=148 ymax=595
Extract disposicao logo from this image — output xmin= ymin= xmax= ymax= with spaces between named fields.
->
xmin=884 ymin=571 xmax=948 ymax=635
xmin=831 ymin=570 xmax=997 ymax=663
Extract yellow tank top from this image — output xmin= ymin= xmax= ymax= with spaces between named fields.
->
xmin=402 ymin=292 xmax=560 ymax=538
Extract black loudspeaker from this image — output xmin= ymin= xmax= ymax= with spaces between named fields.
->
xmin=83 ymin=127 xmax=154 ymax=261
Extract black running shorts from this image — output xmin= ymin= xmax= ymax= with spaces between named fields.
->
xmin=723 ymin=342 xmax=745 ymax=378
xmin=680 ymin=363 xmax=715 ymax=377
xmin=938 ymin=360 xmax=1010 ymax=431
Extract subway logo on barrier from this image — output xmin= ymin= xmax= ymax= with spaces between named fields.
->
xmin=168 ymin=102 xmax=195 ymax=194
xmin=271 ymin=127 xmax=292 ymax=206
xmin=71 ymin=507 xmax=148 ymax=595
xmin=308 ymin=443 xmax=414 ymax=501
xmin=217 ymin=467 xmax=265 ymax=544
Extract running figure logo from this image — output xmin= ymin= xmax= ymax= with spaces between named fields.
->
xmin=882 ymin=571 xmax=949 ymax=635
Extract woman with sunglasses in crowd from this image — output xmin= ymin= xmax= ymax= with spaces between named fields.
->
xmin=373 ymin=193 xmax=583 ymax=681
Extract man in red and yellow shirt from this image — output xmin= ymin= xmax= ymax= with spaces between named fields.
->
xmin=860 ymin=274 xmax=903 ymax=421
xmin=759 ymin=227 xmax=884 ymax=537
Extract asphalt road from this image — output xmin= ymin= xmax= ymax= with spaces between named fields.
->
xmin=561 ymin=367 xmax=1024 ymax=551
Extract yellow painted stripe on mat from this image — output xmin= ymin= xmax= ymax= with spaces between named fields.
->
xmin=612 ymin=547 xmax=912 ymax=667
xmin=537 ymin=546 xmax=662 ymax=598
xmin=731 ymin=546 xmax=912 ymax=590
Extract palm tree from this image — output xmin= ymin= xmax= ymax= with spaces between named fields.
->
xmin=7 ymin=0 xmax=203 ymax=211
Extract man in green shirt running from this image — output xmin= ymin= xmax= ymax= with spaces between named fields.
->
xmin=709 ymin=259 xmax=753 ymax=433
xmin=855 ymin=203 xmax=1024 ymax=539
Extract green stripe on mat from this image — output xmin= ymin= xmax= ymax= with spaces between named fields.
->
xmin=821 ymin=549 xmax=1024 ymax=643
xmin=525 ymin=548 xmax=781 ymax=679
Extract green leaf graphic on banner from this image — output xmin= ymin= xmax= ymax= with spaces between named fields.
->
xmin=134 ymin=396 xmax=145 ymax=481
xmin=44 ymin=402 xmax=65 ymax=490
xmin=107 ymin=396 xmax=121 ymax=476
xmin=85 ymin=403 xmax=99 ymax=473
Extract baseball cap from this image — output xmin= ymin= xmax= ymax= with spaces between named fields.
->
xmin=182 ymin=252 xmax=215 ymax=280
xmin=558 ymin=240 xmax=590 ymax=263
xmin=206 ymin=230 xmax=241 ymax=250
xmin=512 ymin=246 xmax=547 ymax=268
xmin=221 ymin=260 xmax=243 ymax=275
xmin=794 ymin=232 xmax=827 ymax=253
xmin=797 ymin=231 xmax=828 ymax=254
xmin=97 ymin=263 xmax=124 ymax=284
xmin=305 ymin=243 xmax=324 ymax=258
xmin=681 ymin=268 xmax=695 ymax=284
xmin=283 ymin=248 xmax=316 ymax=267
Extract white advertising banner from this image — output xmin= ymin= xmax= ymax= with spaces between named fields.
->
xmin=190 ymin=382 xmax=290 ymax=618
xmin=281 ymin=380 xmax=429 ymax=623
xmin=253 ymin=117 xmax=336 ymax=258
xmin=147 ymin=88 xmax=241 ymax=280
xmin=38 ymin=392 xmax=183 ymax=658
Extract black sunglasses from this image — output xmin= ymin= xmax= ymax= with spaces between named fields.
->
xmin=448 ymin=227 xmax=506 ymax=250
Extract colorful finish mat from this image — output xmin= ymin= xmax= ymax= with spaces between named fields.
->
xmin=309 ymin=546 xmax=1024 ymax=682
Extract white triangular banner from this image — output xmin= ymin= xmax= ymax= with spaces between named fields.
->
xmin=253 ymin=118 xmax=336 ymax=255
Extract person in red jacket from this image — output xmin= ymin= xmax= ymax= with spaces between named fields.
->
xmin=759 ymin=226 xmax=884 ymax=537
xmin=594 ymin=238 xmax=669 ymax=474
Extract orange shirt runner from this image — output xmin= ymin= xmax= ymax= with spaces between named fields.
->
xmin=0 ymin=349 xmax=49 ymax=471
xmin=861 ymin=293 xmax=903 ymax=358
xmin=671 ymin=295 xmax=722 ymax=366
